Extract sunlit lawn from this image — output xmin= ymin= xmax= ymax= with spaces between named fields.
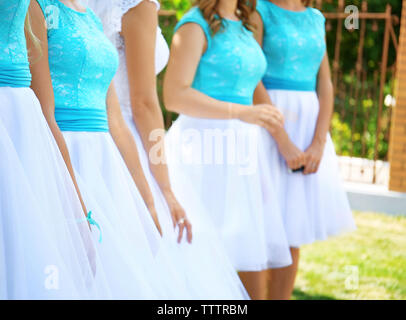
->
xmin=293 ymin=212 xmax=406 ymax=300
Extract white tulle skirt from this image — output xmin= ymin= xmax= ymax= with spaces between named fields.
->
xmin=123 ymin=113 xmax=249 ymax=299
xmin=165 ymin=114 xmax=292 ymax=272
xmin=267 ymin=89 xmax=356 ymax=247
xmin=62 ymin=130 xmax=193 ymax=299
xmin=0 ymin=87 xmax=111 ymax=299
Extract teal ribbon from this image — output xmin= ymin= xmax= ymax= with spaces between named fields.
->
xmin=87 ymin=211 xmax=102 ymax=243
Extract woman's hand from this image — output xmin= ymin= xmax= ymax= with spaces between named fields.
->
xmin=147 ymin=203 xmax=163 ymax=237
xmin=303 ymin=138 xmax=326 ymax=175
xmin=276 ymin=134 xmax=306 ymax=170
xmin=163 ymin=190 xmax=193 ymax=244
xmin=237 ymin=104 xmax=284 ymax=135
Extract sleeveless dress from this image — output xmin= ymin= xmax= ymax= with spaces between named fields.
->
xmin=0 ymin=0 xmax=111 ymax=299
xmin=87 ymin=0 xmax=249 ymax=299
xmin=35 ymin=0 xmax=198 ymax=299
xmin=257 ymin=0 xmax=356 ymax=247
xmin=165 ymin=7 xmax=292 ymax=272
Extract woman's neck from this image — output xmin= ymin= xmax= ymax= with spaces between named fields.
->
xmin=217 ymin=0 xmax=239 ymax=20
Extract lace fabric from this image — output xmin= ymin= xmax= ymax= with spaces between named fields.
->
xmin=174 ymin=7 xmax=267 ymax=105
xmin=257 ymin=0 xmax=326 ymax=90
xmin=85 ymin=0 xmax=160 ymax=49
xmin=0 ymin=0 xmax=31 ymax=87
xmin=86 ymin=0 xmax=168 ymax=116
xmin=37 ymin=0 xmax=119 ymax=132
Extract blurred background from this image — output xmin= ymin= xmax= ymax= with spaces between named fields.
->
xmin=155 ymin=1 xmax=405 ymax=300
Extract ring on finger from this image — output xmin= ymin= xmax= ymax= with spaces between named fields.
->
xmin=177 ymin=218 xmax=185 ymax=225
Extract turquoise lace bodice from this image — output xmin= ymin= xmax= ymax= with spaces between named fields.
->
xmin=175 ymin=7 xmax=267 ymax=106
xmin=257 ymin=0 xmax=326 ymax=91
xmin=37 ymin=0 xmax=119 ymax=132
xmin=0 ymin=0 xmax=31 ymax=87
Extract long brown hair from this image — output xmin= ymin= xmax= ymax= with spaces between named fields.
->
xmin=194 ymin=0 xmax=257 ymax=35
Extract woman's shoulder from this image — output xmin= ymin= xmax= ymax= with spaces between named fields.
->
xmin=175 ymin=7 xmax=210 ymax=32
xmin=256 ymin=0 xmax=270 ymax=23
xmin=174 ymin=6 xmax=212 ymax=46
xmin=118 ymin=0 xmax=160 ymax=16
xmin=308 ymin=7 xmax=326 ymax=24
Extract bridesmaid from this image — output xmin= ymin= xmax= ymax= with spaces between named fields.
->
xmin=254 ymin=0 xmax=356 ymax=299
xmin=86 ymin=0 xmax=249 ymax=299
xmin=28 ymin=0 xmax=186 ymax=299
xmin=164 ymin=0 xmax=292 ymax=299
xmin=0 ymin=0 xmax=110 ymax=299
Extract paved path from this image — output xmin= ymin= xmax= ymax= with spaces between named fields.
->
xmin=338 ymin=157 xmax=406 ymax=215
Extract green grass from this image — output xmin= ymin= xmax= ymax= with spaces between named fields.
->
xmin=293 ymin=212 xmax=406 ymax=300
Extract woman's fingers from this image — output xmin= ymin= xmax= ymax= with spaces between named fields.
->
xmin=266 ymin=104 xmax=284 ymax=125
xmin=155 ymin=219 xmax=163 ymax=236
xmin=304 ymin=154 xmax=319 ymax=174
xmin=171 ymin=212 xmax=177 ymax=228
xmin=303 ymin=153 xmax=311 ymax=174
xmin=259 ymin=113 xmax=283 ymax=135
xmin=293 ymin=157 xmax=300 ymax=170
xmin=185 ymin=220 xmax=193 ymax=244
xmin=287 ymin=159 xmax=296 ymax=170
xmin=177 ymin=220 xmax=185 ymax=243
xmin=310 ymin=159 xmax=320 ymax=174
xmin=264 ymin=108 xmax=283 ymax=125
xmin=271 ymin=108 xmax=284 ymax=125
xmin=150 ymin=209 xmax=163 ymax=236
xmin=294 ymin=151 xmax=306 ymax=170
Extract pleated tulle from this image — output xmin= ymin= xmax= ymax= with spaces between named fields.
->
xmin=63 ymin=130 xmax=208 ymax=299
xmin=0 ymin=87 xmax=111 ymax=299
xmin=267 ymin=89 xmax=356 ymax=247
xmin=166 ymin=115 xmax=292 ymax=272
xmin=123 ymin=114 xmax=249 ymax=299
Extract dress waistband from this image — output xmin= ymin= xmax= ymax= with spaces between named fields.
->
xmin=55 ymin=107 xmax=109 ymax=132
xmin=0 ymin=64 xmax=31 ymax=88
xmin=263 ymin=76 xmax=316 ymax=92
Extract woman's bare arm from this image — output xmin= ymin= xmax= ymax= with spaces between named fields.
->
xmin=28 ymin=0 xmax=88 ymax=217
xmin=164 ymin=22 xmax=242 ymax=118
xmin=121 ymin=1 xmax=191 ymax=242
xmin=314 ymin=53 xmax=333 ymax=145
xmin=164 ymin=23 xmax=283 ymax=134
xmin=303 ymin=53 xmax=333 ymax=174
xmin=106 ymin=82 xmax=162 ymax=236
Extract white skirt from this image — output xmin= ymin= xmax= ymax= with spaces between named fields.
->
xmin=123 ymin=113 xmax=249 ymax=299
xmin=0 ymin=87 xmax=111 ymax=299
xmin=62 ymin=130 xmax=201 ymax=299
xmin=267 ymin=89 xmax=356 ymax=247
xmin=166 ymin=115 xmax=292 ymax=272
